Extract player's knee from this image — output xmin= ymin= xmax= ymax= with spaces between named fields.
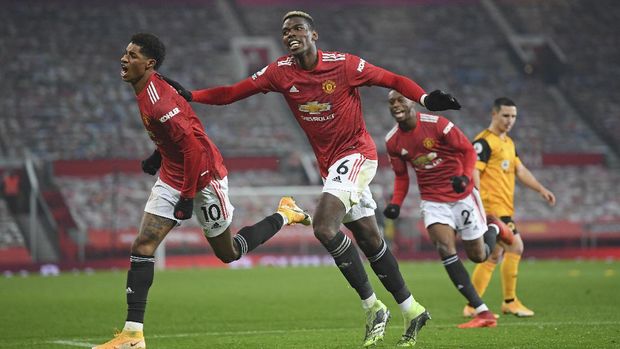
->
xmin=313 ymin=224 xmax=338 ymax=244
xmin=487 ymin=253 xmax=501 ymax=264
xmin=505 ymin=238 xmax=524 ymax=254
xmin=467 ymin=249 xmax=487 ymax=263
xmin=506 ymin=245 xmax=524 ymax=255
xmin=357 ymin=235 xmax=382 ymax=256
xmin=435 ymin=242 xmax=456 ymax=258
xmin=131 ymin=236 xmax=157 ymax=256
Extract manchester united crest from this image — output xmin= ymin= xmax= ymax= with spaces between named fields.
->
xmin=423 ymin=137 xmax=436 ymax=150
xmin=322 ymin=80 xmax=336 ymax=94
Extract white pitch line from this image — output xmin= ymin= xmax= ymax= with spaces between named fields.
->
xmin=49 ymin=340 xmax=97 ymax=348
xmin=47 ymin=321 xmax=620 ymax=347
xmin=48 ymin=328 xmax=345 ymax=347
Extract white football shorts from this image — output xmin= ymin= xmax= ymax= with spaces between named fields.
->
xmin=322 ymin=153 xmax=378 ymax=223
xmin=420 ymin=188 xmax=488 ymax=241
xmin=144 ymin=177 xmax=235 ymax=237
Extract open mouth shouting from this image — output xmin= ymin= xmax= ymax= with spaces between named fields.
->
xmin=288 ymin=39 xmax=302 ymax=51
xmin=121 ymin=63 xmax=129 ymax=79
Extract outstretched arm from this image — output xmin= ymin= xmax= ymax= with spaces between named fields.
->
xmin=373 ymin=69 xmax=427 ymax=105
xmin=516 ymin=162 xmax=556 ymax=206
xmin=162 ymin=75 xmax=261 ymax=105
xmin=369 ymin=69 xmax=461 ymax=111
xmin=346 ymin=55 xmax=461 ymax=111
xmin=192 ymin=78 xmax=262 ymax=105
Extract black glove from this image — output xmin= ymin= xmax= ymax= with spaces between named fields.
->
xmin=161 ymin=75 xmax=192 ymax=102
xmin=383 ymin=204 xmax=401 ymax=219
xmin=451 ymin=175 xmax=470 ymax=193
xmin=174 ymin=197 xmax=194 ymax=220
xmin=141 ymin=150 xmax=162 ymax=175
xmin=424 ymin=90 xmax=461 ymax=111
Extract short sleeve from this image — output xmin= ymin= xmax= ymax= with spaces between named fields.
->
xmin=473 ymin=138 xmax=491 ymax=171
xmin=473 ymin=139 xmax=491 ymax=163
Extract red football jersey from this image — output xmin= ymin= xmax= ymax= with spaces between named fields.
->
xmin=385 ymin=112 xmax=476 ymax=203
xmin=250 ymin=51 xmax=387 ymax=177
xmin=192 ymin=50 xmax=427 ymax=177
xmin=136 ymin=73 xmax=227 ymax=198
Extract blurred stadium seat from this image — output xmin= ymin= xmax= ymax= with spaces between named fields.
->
xmin=0 ymin=0 xmax=618 ymax=266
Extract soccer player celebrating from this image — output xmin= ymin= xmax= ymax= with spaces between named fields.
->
xmin=164 ymin=10 xmax=461 ymax=347
xmin=383 ymin=90 xmax=514 ymax=329
xmin=463 ymin=97 xmax=556 ymax=318
xmin=93 ymin=33 xmax=311 ymax=349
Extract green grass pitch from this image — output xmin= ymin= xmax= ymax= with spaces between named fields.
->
xmin=1 ymin=260 xmax=619 ymax=348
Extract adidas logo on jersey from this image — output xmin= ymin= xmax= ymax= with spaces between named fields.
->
xmin=332 ymin=176 xmax=342 ymax=183
xmin=401 ymin=149 xmax=409 ymax=156
xmin=211 ymin=222 xmax=221 ymax=229
xmin=289 ymin=85 xmax=299 ymax=93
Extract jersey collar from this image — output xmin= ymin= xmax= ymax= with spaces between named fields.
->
xmin=135 ymin=72 xmax=157 ymax=100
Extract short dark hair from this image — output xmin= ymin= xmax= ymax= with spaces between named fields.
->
xmin=130 ymin=33 xmax=166 ymax=70
xmin=282 ymin=11 xmax=315 ymax=30
xmin=493 ymin=97 xmax=516 ymax=111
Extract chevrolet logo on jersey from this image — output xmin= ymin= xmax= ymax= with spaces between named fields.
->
xmin=299 ymin=101 xmax=331 ymax=115
xmin=411 ymin=152 xmax=442 ymax=169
